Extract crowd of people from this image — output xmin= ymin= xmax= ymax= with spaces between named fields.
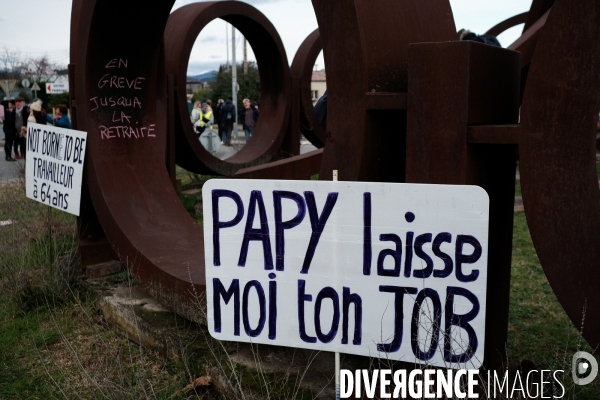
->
xmin=1 ymin=98 xmax=71 ymax=162
xmin=190 ymin=97 xmax=259 ymax=146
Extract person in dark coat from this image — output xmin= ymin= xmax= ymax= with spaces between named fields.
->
xmin=220 ymin=98 xmax=236 ymax=145
xmin=240 ymin=98 xmax=259 ymax=142
xmin=214 ymin=99 xmax=224 ymax=137
xmin=3 ymin=101 xmax=16 ymax=161
xmin=313 ymin=90 xmax=328 ymax=129
xmin=4 ymin=97 xmax=29 ymax=160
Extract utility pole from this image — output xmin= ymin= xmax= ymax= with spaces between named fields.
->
xmin=231 ymin=6 xmax=238 ymax=123
xmin=243 ymin=38 xmax=248 ymax=75
xmin=225 ymin=21 xmax=229 ymax=71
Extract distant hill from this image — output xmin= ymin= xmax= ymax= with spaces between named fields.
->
xmin=189 ymin=70 xmax=218 ymax=82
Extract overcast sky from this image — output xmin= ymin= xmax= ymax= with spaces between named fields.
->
xmin=0 ymin=0 xmax=532 ymax=76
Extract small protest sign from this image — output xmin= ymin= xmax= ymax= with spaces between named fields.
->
xmin=202 ymin=179 xmax=489 ymax=369
xmin=26 ymin=123 xmax=87 ymax=216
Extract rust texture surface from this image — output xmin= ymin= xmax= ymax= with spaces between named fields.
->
xmin=71 ymin=0 xmax=206 ymax=320
xmin=312 ymin=0 xmax=456 ymax=182
xmin=235 ymin=149 xmax=323 ymax=180
xmin=407 ymin=41 xmax=521 ymax=370
xmin=290 ymin=29 xmax=325 ymax=149
xmin=519 ymin=0 xmax=600 ymax=349
xmin=71 ymin=0 xmax=600 ymax=373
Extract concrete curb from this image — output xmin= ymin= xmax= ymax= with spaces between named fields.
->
xmin=84 ymin=272 xmax=341 ymax=398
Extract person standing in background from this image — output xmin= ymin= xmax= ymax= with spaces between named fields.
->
xmin=23 ymin=100 xmax=46 ymax=160
xmin=197 ymin=102 xmax=213 ymax=135
xmin=2 ymin=101 xmax=15 ymax=161
xmin=56 ymin=105 xmax=72 ymax=129
xmin=190 ymin=100 xmax=202 ymax=128
xmin=220 ymin=97 xmax=236 ymax=145
xmin=5 ymin=97 xmax=29 ymax=160
xmin=240 ymin=98 xmax=258 ymax=143
xmin=29 ymin=100 xmax=47 ymax=124
xmin=313 ymin=91 xmax=327 ymax=129
xmin=214 ymin=99 xmax=224 ymax=140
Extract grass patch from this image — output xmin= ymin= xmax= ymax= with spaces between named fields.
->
xmin=0 ymin=177 xmax=200 ymax=399
xmin=509 ymin=212 xmax=600 ymax=398
xmin=176 ymin=166 xmax=226 ymax=225
xmin=176 ymin=166 xmax=222 ymax=191
xmin=179 ymin=193 xmax=197 ymax=219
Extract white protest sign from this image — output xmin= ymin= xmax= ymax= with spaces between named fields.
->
xmin=203 ymin=180 xmax=489 ymax=369
xmin=26 ymin=123 xmax=87 ymax=216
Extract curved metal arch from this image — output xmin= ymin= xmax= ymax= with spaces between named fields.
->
xmin=519 ymin=0 xmax=600 ymax=348
xmin=71 ymin=0 xmax=206 ymax=322
xmin=164 ymin=2 xmax=291 ymax=177
xmin=485 ymin=12 xmax=528 ymax=37
xmin=290 ymin=29 xmax=325 ymax=148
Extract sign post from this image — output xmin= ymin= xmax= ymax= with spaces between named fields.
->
xmin=31 ymin=82 xmax=40 ymax=99
xmin=333 ymin=169 xmax=340 ymax=400
xmin=25 ymin=123 xmax=87 ymax=216
xmin=202 ymin=179 xmax=490 ymax=369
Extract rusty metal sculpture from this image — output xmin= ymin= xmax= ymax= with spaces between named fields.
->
xmin=71 ymin=0 xmax=600 ymax=379
xmin=313 ymin=1 xmax=456 ymax=183
xmin=71 ymin=0 xmax=205 ymax=320
xmin=519 ymin=0 xmax=600 ymax=350
xmin=407 ymin=40 xmax=521 ymax=371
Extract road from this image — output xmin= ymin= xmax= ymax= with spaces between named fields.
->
xmin=0 ymin=139 xmax=24 ymax=185
xmin=210 ymin=129 xmax=318 ymax=160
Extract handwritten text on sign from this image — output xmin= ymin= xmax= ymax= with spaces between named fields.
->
xmin=26 ymin=123 xmax=87 ymax=216
xmin=203 ymin=180 xmax=489 ymax=368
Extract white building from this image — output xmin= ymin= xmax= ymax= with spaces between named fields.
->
xmin=311 ymin=70 xmax=326 ymax=105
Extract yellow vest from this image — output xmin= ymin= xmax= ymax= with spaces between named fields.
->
xmin=200 ymin=110 xmax=213 ymax=129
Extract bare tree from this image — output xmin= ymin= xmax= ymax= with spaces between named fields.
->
xmin=23 ymin=55 xmax=58 ymax=82
xmin=0 ymin=45 xmax=25 ymax=79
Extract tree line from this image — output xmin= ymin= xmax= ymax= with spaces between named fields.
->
xmin=192 ymin=61 xmax=260 ymax=105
